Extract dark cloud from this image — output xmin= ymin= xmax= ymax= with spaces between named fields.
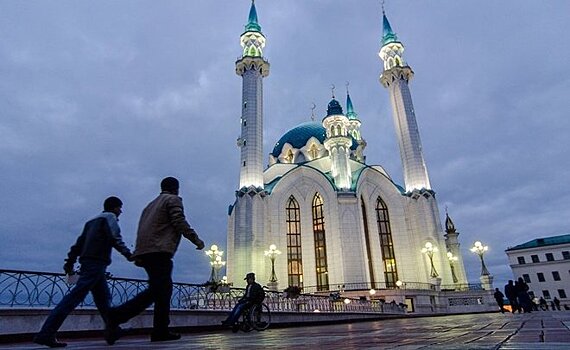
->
xmin=1 ymin=1 xmax=569 ymax=287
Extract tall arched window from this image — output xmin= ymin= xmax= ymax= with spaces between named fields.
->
xmin=286 ymin=196 xmax=303 ymax=287
xmin=361 ymin=196 xmax=375 ymax=287
xmin=308 ymin=143 xmax=319 ymax=160
xmin=312 ymin=193 xmax=329 ymax=291
xmin=376 ymin=196 xmax=399 ymax=288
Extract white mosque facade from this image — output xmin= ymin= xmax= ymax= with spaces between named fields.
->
xmin=226 ymin=2 xmax=470 ymax=294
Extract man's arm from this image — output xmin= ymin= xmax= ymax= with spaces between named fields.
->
xmin=104 ymin=214 xmax=132 ymax=260
xmin=166 ymin=196 xmax=205 ymax=250
xmin=64 ymin=225 xmax=86 ymax=273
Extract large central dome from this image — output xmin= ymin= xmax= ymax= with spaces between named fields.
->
xmin=271 ymin=121 xmax=326 ymax=157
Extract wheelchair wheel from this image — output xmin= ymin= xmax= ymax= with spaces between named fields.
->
xmin=249 ymin=303 xmax=271 ymax=331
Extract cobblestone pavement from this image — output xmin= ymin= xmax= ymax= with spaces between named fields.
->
xmin=4 ymin=312 xmax=570 ymax=349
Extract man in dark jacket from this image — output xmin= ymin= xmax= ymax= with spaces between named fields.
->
xmin=222 ymin=272 xmax=265 ymax=328
xmin=106 ymin=177 xmax=205 ymax=344
xmin=34 ymin=197 xmax=132 ymax=348
xmin=504 ymin=280 xmax=519 ymax=313
xmin=493 ymin=288 xmax=505 ymax=313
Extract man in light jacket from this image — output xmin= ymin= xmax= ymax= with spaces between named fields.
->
xmin=106 ymin=177 xmax=204 ymax=344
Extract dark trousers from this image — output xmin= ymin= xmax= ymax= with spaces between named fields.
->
xmin=224 ymin=300 xmax=253 ymax=325
xmin=37 ymin=261 xmax=109 ymax=339
xmin=111 ymin=253 xmax=173 ymax=335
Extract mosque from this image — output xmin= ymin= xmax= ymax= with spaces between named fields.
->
xmin=226 ymin=1 xmax=470 ymax=295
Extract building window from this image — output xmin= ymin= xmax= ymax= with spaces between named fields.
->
xmin=376 ymin=196 xmax=398 ymax=288
xmin=559 ymin=289 xmax=567 ymax=299
xmin=537 ymin=272 xmax=545 ymax=282
xmin=517 ymin=256 xmax=526 ymax=264
xmin=361 ymin=196 xmax=375 ymax=287
xmin=312 ymin=193 xmax=329 ymax=292
xmin=543 ymin=290 xmax=551 ymax=299
xmin=286 ymin=196 xmax=303 ymax=288
xmin=553 ymin=271 xmax=561 ymax=281
xmin=531 ymin=255 xmax=540 ymax=263
xmin=522 ymin=274 xmax=531 ymax=283
xmin=284 ymin=149 xmax=294 ymax=163
xmin=563 ymin=251 xmax=570 ymax=260
xmin=546 ymin=253 xmax=554 ymax=262
xmin=308 ymin=144 xmax=319 ymax=160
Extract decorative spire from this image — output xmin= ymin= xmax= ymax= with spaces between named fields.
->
xmin=310 ymin=102 xmax=316 ymax=121
xmin=381 ymin=11 xmax=399 ymax=46
xmin=326 ymin=98 xmax=343 ymax=116
xmin=445 ymin=211 xmax=456 ymax=234
xmin=346 ymin=82 xmax=358 ymax=120
xmin=245 ymin=0 xmax=262 ymax=33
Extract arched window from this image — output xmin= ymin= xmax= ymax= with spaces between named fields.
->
xmin=361 ymin=196 xmax=375 ymax=287
xmin=330 ymin=126 xmax=335 ymax=136
xmin=286 ymin=196 xmax=303 ymax=288
xmin=284 ymin=149 xmax=294 ymax=163
xmin=376 ymin=196 xmax=399 ymax=288
xmin=308 ymin=144 xmax=319 ymax=160
xmin=395 ymin=56 xmax=401 ymax=66
xmin=336 ymin=125 xmax=342 ymax=136
xmin=312 ymin=193 xmax=329 ymax=291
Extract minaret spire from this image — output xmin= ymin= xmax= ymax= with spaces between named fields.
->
xmin=379 ymin=10 xmax=431 ymax=192
xmin=235 ymin=0 xmax=270 ymax=189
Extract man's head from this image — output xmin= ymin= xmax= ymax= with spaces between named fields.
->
xmin=103 ymin=196 xmax=123 ymax=217
xmin=161 ymin=177 xmax=179 ymax=195
xmin=244 ymin=272 xmax=255 ymax=284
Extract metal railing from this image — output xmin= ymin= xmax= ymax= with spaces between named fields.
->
xmin=300 ymin=281 xmax=438 ymax=294
xmin=0 ymin=269 xmax=405 ymax=314
xmin=440 ymin=283 xmax=483 ymax=292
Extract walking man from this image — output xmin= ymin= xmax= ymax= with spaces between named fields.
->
xmin=34 ymin=196 xmax=132 ymax=348
xmin=493 ymin=288 xmax=505 ymax=313
xmin=106 ymin=177 xmax=205 ymax=344
xmin=504 ymin=280 xmax=518 ymax=313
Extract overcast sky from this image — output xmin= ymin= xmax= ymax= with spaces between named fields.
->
xmin=1 ymin=1 xmax=569 ymax=288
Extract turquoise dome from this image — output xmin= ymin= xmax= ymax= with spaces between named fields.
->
xmin=271 ymin=122 xmax=326 ymax=157
xmin=271 ymin=121 xmax=358 ymax=158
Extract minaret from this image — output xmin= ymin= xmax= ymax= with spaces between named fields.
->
xmin=379 ymin=11 xmax=431 ymax=192
xmin=444 ymin=212 xmax=468 ymax=284
xmin=228 ymin=0 xmax=270 ymax=287
xmin=236 ymin=0 xmax=270 ymax=190
xmin=345 ymin=88 xmax=366 ymax=162
xmin=323 ymin=93 xmax=352 ymax=190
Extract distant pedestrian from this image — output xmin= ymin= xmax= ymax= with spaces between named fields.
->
xmin=515 ymin=277 xmax=532 ymax=313
xmin=504 ymin=280 xmax=519 ymax=313
xmin=34 ymin=197 xmax=132 ymax=348
xmin=493 ymin=288 xmax=505 ymax=313
xmin=539 ymin=297 xmax=548 ymax=311
xmin=554 ymin=297 xmax=561 ymax=310
xmin=105 ymin=177 xmax=205 ymax=344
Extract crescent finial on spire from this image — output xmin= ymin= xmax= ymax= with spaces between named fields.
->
xmin=331 ymin=84 xmax=336 ymax=99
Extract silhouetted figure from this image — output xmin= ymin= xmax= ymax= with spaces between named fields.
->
xmin=504 ymin=280 xmax=519 ymax=313
xmin=105 ymin=177 xmax=205 ymax=344
xmin=515 ymin=277 xmax=532 ymax=313
xmin=493 ymin=288 xmax=505 ymax=313
xmin=554 ymin=297 xmax=561 ymax=311
xmin=222 ymin=272 xmax=265 ymax=331
xmin=34 ymin=197 xmax=132 ymax=348
xmin=539 ymin=297 xmax=548 ymax=311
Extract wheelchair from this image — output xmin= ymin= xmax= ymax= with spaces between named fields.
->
xmin=232 ymin=302 xmax=271 ymax=333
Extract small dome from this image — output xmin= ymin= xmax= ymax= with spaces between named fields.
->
xmin=271 ymin=122 xmax=326 ymax=157
xmin=326 ymin=98 xmax=344 ymax=116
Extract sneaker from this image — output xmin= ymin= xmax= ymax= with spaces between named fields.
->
xmin=33 ymin=335 xmax=67 ymax=348
xmin=104 ymin=324 xmax=122 ymax=345
xmin=150 ymin=331 xmax=181 ymax=342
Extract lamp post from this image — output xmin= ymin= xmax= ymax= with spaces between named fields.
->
xmin=264 ymin=244 xmax=281 ymax=283
xmin=447 ymin=252 xmax=459 ymax=283
xmin=470 ymin=241 xmax=490 ymax=276
xmin=205 ymin=245 xmax=225 ymax=283
xmin=421 ymin=242 xmax=439 ymax=278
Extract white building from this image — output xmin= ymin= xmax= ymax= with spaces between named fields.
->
xmin=506 ymin=234 xmax=570 ymax=305
xmin=226 ymin=2 xmax=469 ymax=297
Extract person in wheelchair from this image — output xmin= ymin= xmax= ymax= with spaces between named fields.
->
xmin=221 ymin=272 xmax=265 ymax=327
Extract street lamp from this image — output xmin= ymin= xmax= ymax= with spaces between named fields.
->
xmin=205 ymin=244 xmax=225 ymax=283
xmin=447 ymin=252 xmax=459 ymax=283
xmin=470 ymin=241 xmax=490 ymax=276
xmin=421 ymin=242 xmax=439 ymax=278
xmin=264 ymin=244 xmax=281 ymax=283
